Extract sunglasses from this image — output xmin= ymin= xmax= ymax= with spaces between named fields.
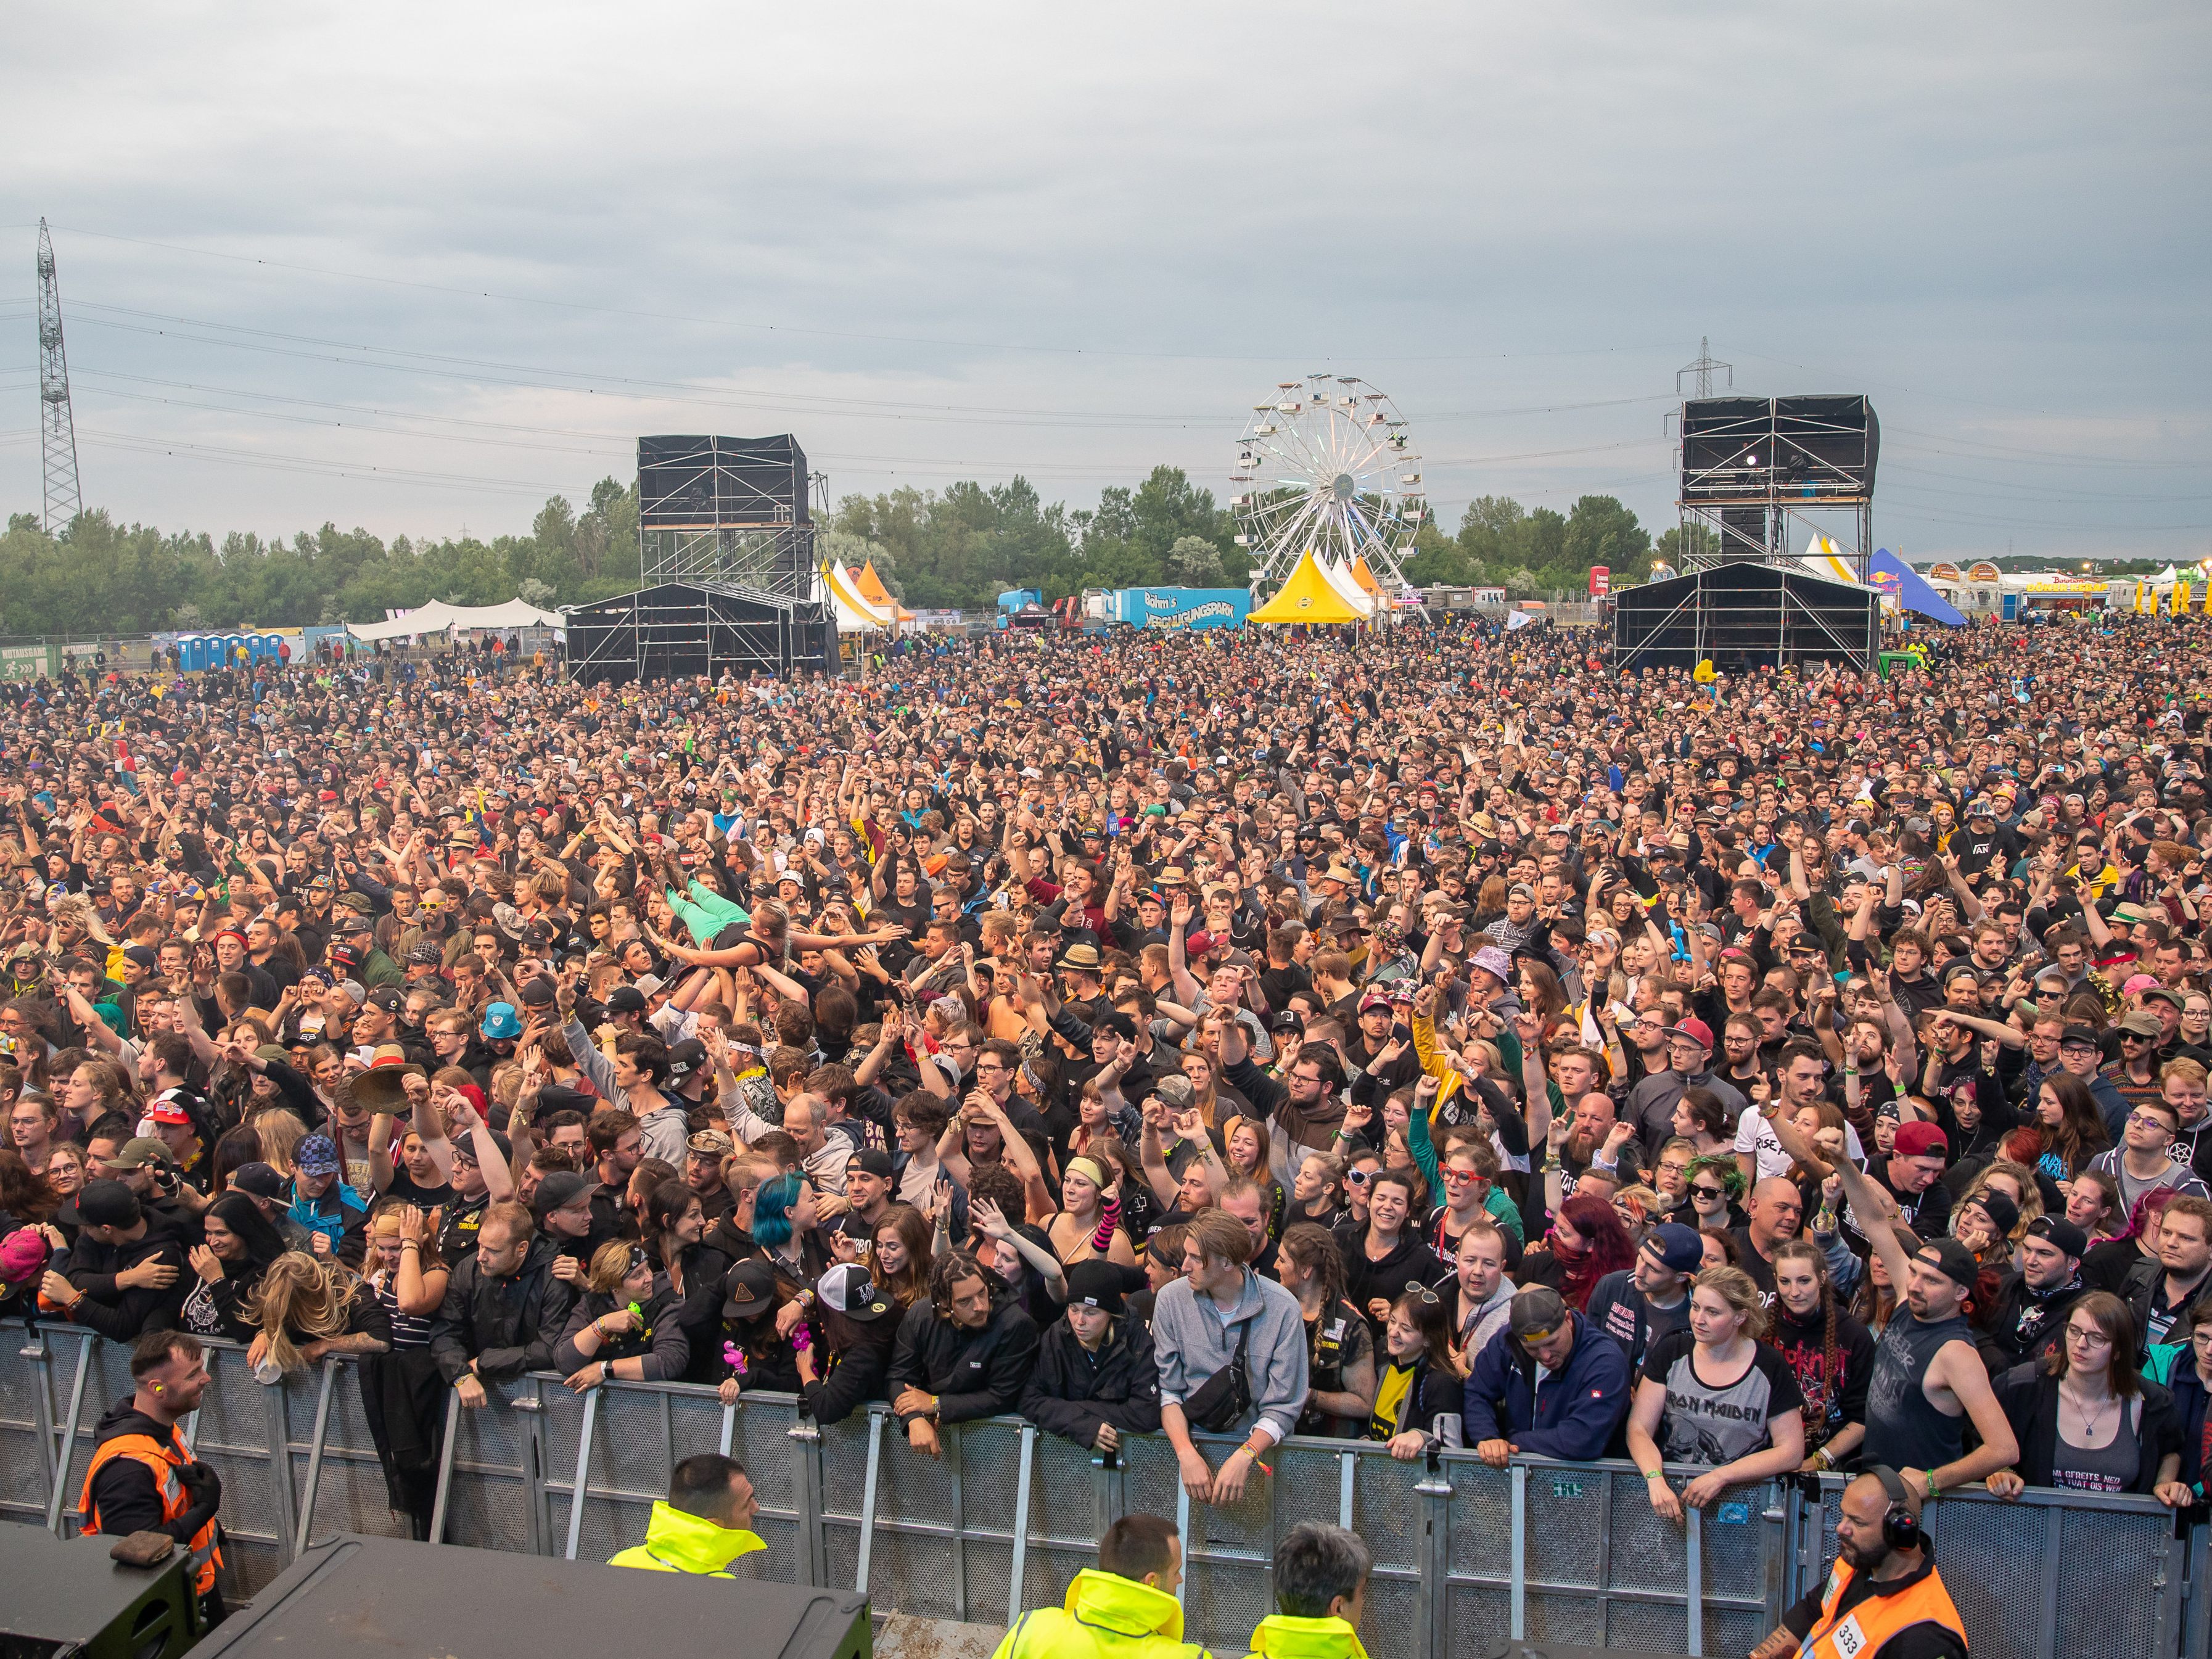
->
xmin=1344 ymin=1169 xmax=1375 ymax=1187
xmin=1401 ymin=1280 xmax=1441 ymax=1306
xmin=1690 ymin=1183 xmax=1729 ymax=1200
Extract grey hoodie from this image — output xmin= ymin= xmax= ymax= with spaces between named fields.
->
xmin=1151 ymin=1267 xmax=1309 ymax=1444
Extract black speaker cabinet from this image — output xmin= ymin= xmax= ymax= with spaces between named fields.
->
xmin=0 ymin=1530 xmax=201 ymax=1659
xmin=186 ymin=1536 xmax=871 ymax=1659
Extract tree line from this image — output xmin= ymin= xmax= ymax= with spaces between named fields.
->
xmin=0 ymin=466 xmax=1661 ymax=636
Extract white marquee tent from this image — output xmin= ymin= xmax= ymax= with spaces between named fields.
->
xmin=343 ymin=599 xmax=565 ymax=642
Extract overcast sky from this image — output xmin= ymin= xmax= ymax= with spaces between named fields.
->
xmin=4 ymin=2 xmax=2208 ymax=565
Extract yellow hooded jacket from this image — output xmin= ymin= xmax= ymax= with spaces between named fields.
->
xmin=1243 ymin=1615 xmax=1370 ymax=1659
xmin=607 ymin=1500 xmax=767 ymax=1576
xmin=991 ymin=1568 xmax=1211 ymax=1659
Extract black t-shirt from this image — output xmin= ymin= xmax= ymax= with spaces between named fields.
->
xmin=381 ymin=1170 xmax=454 ymax=1212
xmin=1640 ymin=1329 xmax=1804 ymax=1467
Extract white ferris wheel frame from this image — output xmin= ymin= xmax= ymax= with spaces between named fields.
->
xmin=1230 ymin=374 xmax=1424 ymax=591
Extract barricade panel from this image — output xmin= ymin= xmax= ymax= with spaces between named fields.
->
xmin=0 ymin=1327 xmax=56 ymax=1524
xmin=190 ymin=1344 xmax=294 ymax=1601
xmin=438 ymin=1377 xmax=538 ymax=1554
xmin=302 ymin=1361 xmax=413 ymax=1542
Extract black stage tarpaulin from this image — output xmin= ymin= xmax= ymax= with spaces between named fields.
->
xmin=565 ymin=581 xmax=834 ymax=685
xmin=1611 ymin=563 xmax=1877 ymax=672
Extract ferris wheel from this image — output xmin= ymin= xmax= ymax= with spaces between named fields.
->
xmin=1230 ymin=374 xmax=1425 ymax=593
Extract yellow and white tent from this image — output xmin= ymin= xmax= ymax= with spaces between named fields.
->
xmin=1318 ymin=554 xmax=1379 ymax=618
xmin=821 ymin=562 xmax=893 ymax=632
xmin=853 ymin=561 xmax=915 ymax=624
xmin=1249 ymin=550 xmax=1367 ymax=625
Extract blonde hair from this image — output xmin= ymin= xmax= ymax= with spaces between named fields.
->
xmin=1692 ymin=1265 xmax=1770 ymax=1341
xmin=250 ymin=1108 xmax=306 ymax=1177
xmin=586 ymin=1238 xmax=645 ymax=1295
xmin=247 ymin=1252 xmax=359 ymax=1372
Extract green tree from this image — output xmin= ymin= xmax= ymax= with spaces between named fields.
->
xmin=1166 ymin=535 xmax=1225 ymax=586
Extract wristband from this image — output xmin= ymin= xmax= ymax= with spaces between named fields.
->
xmin=1923 ymin=1469 xmax=1939 ymax=1499
xmin=1642 ymin=1467 xmax=1666 ymax=1483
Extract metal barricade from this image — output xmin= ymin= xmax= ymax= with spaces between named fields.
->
xmin=429 ymin=1373 xmax=546 ymax=1555
xmin=1493 ymin=1457 xmax=1780 ymax=1659
xmin=1793 ymin=1470 xmax=2190 ymax=1659
xmin=0 ymin=1324 xmax=73 ymax=1526
xmin=538 ymin=1379 xmax=816 ymax=1584
xmin=289 ymin=1357 xmax=415 ymax=1546
xmin=2 ymin=1316 xmax=2205 ymax=1659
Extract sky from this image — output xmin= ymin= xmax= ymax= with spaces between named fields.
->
xmin=3 ymin=2 xmax=2208 ymax=567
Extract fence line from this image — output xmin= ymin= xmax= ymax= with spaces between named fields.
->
xmin=1 ymin=1322 xmax=2201 ymax=1659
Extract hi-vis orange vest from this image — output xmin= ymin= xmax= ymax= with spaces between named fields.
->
xmin=78 ymin=1430 xmax=223 ymax=1595
xmin=1798 ymin=1556 xmax=1967 ymax=1659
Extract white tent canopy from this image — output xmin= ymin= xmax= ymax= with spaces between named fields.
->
xmin=344 ymin=598 xmax=565 ymax=641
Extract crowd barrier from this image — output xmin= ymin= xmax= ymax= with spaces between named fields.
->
xmin=2 ymin=1322 xmax=2204 ymax=1659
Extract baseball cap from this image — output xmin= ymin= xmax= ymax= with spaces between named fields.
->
xmin=1970 ymin=1189 xmax=2020 ymax=1238
xmin=1064 ymin=1259 xmax=1127 ymax=1315
xmin=2026 ymin=1216 xmax=2089 ymax=1259
xmin=230 ymin=1162 xmax=287 ymax=1201
xmin=722 ymin=1259 xmax=778 ymax=1319
xmin=365 ymin=986 xmax=403 ymax=1013
xmin=815 ymin=1262 xmax=891 ymax=1322
xmin=1092 ymin=1011 xmax=1137 ymax=1040
xmin=1916 ymin=1237 xmax=1980 ymax=1290
xmin=606 ymin=986 xmax=648 ymax=1016
xmin=1508 ymin=1286 xmax=1571 ymax=1344
xmin=845 ymin=1148 xmax=895 ymax=1180
xmin=1894 ymin=1122 xmax=1949 ymax=1158
xmin=517 ymin=976 xmax=557 ymax=1008
xmin=635 ymin=974 xmax=666 ymax=1001
xmin=1644 ymin=1224 xmax=1705 ymax=1274
xmin=2058 ymin=1024 xmax=2103 ymax=1051
xmin=1663 ymin=1017 xmax=1716 ymax=1053
xmin=1153 ymin=1075 xmax=1195 ymax=1110
xmin=58 ymin=1180 xmax=142 ymax=1230
xmin=109 ymin=1137 xmax=176 ymax=1170
xmin=665 ymin=1039 xmax=706 ymax=1085
xmin=406 ymin=943 xmax=443 ymax=966
xmin=533 ymin=1171 xmax=598 ymax=1217
xmin=0 ymin=1227 xmax=51 ymax=1285
xmin=295 ymin=1134 xmax=342 ymax=1176
xmin=142 ymin=1098 xmax=194 ymax=1127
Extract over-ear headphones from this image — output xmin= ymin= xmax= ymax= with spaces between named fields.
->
xmin=1869 ymin=1465 xmax=1921 ymax=1551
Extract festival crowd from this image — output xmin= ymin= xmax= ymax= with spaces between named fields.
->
xmin=8 ymin=607 xmax=2212 ymax=1649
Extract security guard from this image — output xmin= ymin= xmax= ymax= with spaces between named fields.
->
xmin=1244 ymin=1523 xmax=1371 ymax=1659
xmin=608 ymin=1453 xmax=766 ymax=1576
xmin=993 ymin=1515 xmax=1207 ymax=1659
xmin=78 ymin=1331 xmax=226 ymax=1621
xmin=1749 ymin=1467 xmax=1967 ymax=1659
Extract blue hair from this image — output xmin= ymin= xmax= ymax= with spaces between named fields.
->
xmin=752 ymin=1172 xmax=804 ymax=1250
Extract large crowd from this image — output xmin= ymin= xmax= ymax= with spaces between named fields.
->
xmin=9 ymin=605 xmax=2212 ymax=1650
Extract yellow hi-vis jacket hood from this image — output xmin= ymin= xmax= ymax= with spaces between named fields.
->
xmin=606 ymin=1500 xmax=766 ymax=1576
xmin=990 ymin=1568 xmax=1207 ymax=1659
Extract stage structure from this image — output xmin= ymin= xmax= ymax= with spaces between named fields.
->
xmin=1677 ymin=396 xmax=1878 ymax=581
xmin=564 ymin=581 xmax=835 ymax=684
xmin=564 ymin=435 xmax=834 ymax=683
xmin=639 ymin=434 xmax=816 ymax=597
xmin=1611 ymin=562 xmax=1878 ymax=673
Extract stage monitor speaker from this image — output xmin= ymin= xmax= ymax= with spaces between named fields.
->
xmin=0 ymin=1531 xmax=202 ymax=1659
xmin=189 ymin=1536 xmax=872 ymax=1659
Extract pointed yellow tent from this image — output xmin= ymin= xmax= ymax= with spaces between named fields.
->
xmin=821 ymin=562 xmax=890 ymax=632
xmin=1250 ymin=550 xmax=1366 ymax=625
xmin=855 ymin=560 xmax=915 ymax=622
